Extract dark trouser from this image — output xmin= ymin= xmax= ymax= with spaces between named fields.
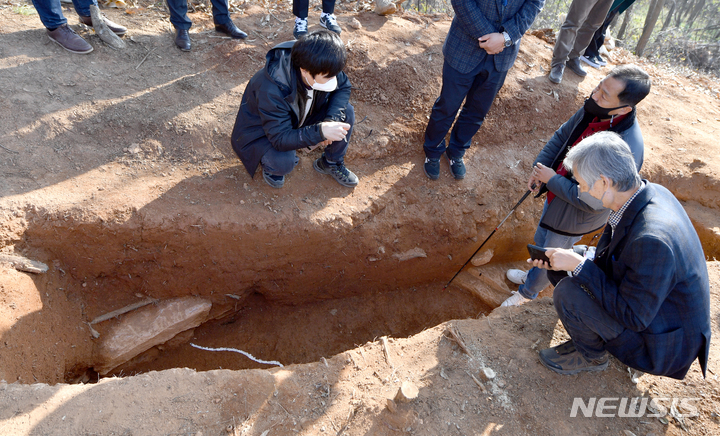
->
xmin=423 ymin=57 xmax=507 ymax=160
xmin=165 ymin=0 xmax=231 ymax=30
xmin=261 ymin=103 xmax=355 ymax=176
xmin=293 ymin=0 xmax=335 ymax=18
xmin=32 ymin=0 xmax=98 ymax=28
xmin=553 ymin=277 xmax=625 ymax=360
xmin=584 ymin=9 xmax=619 ymax=59
xmin=551 ymin=0 xmax=614 ymax=66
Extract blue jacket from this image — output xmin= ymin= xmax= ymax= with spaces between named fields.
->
xmin=443 ymin=0 xmax=544 ymax=74
xmin=230 ymin=41 xmax=352 ymax=176
xmin=535 ymin=107 xmax=644 ymax=236
xmin=573 ymin=182 xmax=711 ymax=379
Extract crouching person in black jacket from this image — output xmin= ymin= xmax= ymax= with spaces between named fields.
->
xmin=231 ymin=30 xmax=358 ymax=188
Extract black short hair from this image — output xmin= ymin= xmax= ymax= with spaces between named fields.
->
xmin=607 ymin=64 xmax=651 ymax=107
xmin=291 ymin=30 xmax=346 ymax=77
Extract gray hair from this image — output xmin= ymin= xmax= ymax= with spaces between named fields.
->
xmin=563 ymin=131 xmax=642 ymax=192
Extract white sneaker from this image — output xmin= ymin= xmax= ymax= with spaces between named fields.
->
xmin=506 ymin=269 xmax=527 ymax=285
xmin=501 ymin=291 xmax=530 ymax=307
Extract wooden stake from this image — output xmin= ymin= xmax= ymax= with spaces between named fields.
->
xmin=381 ymin=336 xmax=394 ymax=367
xmin=89 ymin=298 xmax=158 ymax=325
xmin=393 ymin=381 xmax=419 ymax=403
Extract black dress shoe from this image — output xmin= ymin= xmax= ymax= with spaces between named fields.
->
xmin=174 ymin=29 xmax=191 ymax=51
xmin=214 ymin=21 xmax=248 ymax=39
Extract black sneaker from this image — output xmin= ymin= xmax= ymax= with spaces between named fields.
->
xmin=424 ymin=157 xmax=440 ymax=180
xmin=446 ymin=153 xmax=465 ymax=179
xmin=539 ymin=340 xmax=609 ymax=375
xmin=262 ymin=171 xmax=285 ymax=188
xmin=293 ymin=17 xmax=308 ymax=40
xmin=319 ymin=14 xmax=341 ymax=35
xmin=313 ymin=155 xmax=358 ymax=187
xmin=594 ymin=54 xmax=607 ymax=66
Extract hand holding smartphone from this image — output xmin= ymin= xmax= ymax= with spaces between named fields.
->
xmin=527 ymin=244 xmax=551 ymax=266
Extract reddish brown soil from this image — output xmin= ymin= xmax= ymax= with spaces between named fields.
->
xmin=1 ymin=1 xmax=720 ymax=434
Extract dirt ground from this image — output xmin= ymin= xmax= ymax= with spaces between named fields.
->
xmin=1 ymin=0 xmax=720 ymax=434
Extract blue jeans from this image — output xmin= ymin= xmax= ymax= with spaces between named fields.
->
xmin=261 ymin=103 xmax=355 ymax=176
xmin=519 ymin=201 xmax=582 ymax=300
xmin=31 ymin=0 xmax=98 ymax=28
xmin=553 ymin=277 xmax=624 ymax=360
xmin=166 ymin=0 xmax=231 ymax=30
xmin=423 ymin=57 xmax=507 ymax=159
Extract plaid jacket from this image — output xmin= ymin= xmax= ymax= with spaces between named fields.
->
xmin=574 ymin=183 xmax=711 ymax=380
xmin=443 ymin=0 xmax=544 ymax=74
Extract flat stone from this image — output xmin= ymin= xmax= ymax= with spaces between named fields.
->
xmin=93 ymin=297 xmax=211 ymax=374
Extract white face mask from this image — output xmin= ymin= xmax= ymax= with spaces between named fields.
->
xmin=310 ymin=75 xmax=337 ymax=92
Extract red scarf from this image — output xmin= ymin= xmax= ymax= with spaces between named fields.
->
xmin=547 ymin=113 xmax=628 ymax=203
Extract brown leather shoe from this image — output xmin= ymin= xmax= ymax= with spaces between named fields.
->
xmin=79 ymin=14 xmax=127 ymax=36
xmin=47 ymin=24 xmax=93 ymax=54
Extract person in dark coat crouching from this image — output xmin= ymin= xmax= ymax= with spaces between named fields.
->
xmin=533 ymin=131 xmax=711 ymax=379
xmin=231 ymin=30 xmax=358 ymax=189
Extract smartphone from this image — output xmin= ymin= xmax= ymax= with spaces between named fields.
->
xmin=527 ymin=244 xmax=551 ymax=265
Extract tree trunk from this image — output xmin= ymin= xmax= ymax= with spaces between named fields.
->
xmin=662 ymin=1 xmax=676 ymax=31
xmin=686 ymin=0 xmax=706 ymax=30
xmin=636 ymin=0 xmax=666 ymax=56
xmin=617 ymin=4 xmax=635 ymax=41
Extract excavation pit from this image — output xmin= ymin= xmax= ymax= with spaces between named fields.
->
xmin=1 ymin=192 xmax=528 ymax=385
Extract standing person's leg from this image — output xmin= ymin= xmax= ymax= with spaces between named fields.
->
xmin=165 ymin=0 xmax=192 ymax=30
xmin=551 ymin=0 xmax=600 ymax=66
xmin=319 ymin=0 xmax=341 ymax=34
xmin=209 ymin=0 xmax=230 ymax=25
xmin=583 ymin=10 xmax=616 ymax=61
xmin=570 ymin=0 xmax=614 ymax=60
xmin=422 ymin=59 xmax=478 ymax=179
xmin=33 ymin=0 xmax=94 ymax=53
xmin=443 ymin=62 xmax=507 ymax=179
xmin=446 ymin=63 xmax=508 ymax=159
xmin=74 ymin=0 xmax=127 ymax=36
xmin=321 ymin=0 xmax=335 ymax=14
xmin=166 ymin=0 xmax=192 ymax=50
xmin=210 ymin=0 xmax=247 ymax=38
xmin=31 ymin=0 xmax=68 ymax=29
xmin=292 ymin=0 xmax=310 ymax=38
xmin=550 ymin=0 xmax=602 ymax=82
xmin=293 ymin=0 xmax=309 ymax=19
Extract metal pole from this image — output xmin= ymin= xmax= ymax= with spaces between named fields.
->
xmin=443 ymin=189 xmax=533 ymax=290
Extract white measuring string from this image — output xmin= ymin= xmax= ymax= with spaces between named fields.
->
xmin=190 ymin=343 xmax=284 ymax=367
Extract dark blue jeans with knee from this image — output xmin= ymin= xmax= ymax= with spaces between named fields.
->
xmin=423 ymin=57 xmax=507 ymax=160
xmin=31 ymin=0 xmax=97 ymax=29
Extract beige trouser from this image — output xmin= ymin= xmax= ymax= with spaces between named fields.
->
xmin=551 ymin=0 xmax=614 ymax=67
